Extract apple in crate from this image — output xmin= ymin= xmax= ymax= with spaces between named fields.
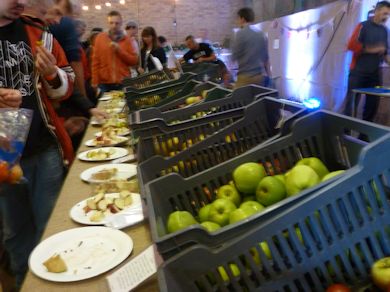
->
xmin=229 ymin=206 xmax=257 ymax=224
xmin=285 ymin=165 xmax=320 ymax=196
xmin=217 ymin=184 xmax=241 ymax=207
xmin=239 ymin=201 xmax=265 ymax=213
xmin=166 ymin=211 xmax=198 ymax=234
xmin=233 ymin=162 xmax=266 ymax=195
xmin=198 ymin=204 xmax=212 ymax=222
xmin=296 ymin=157 xmax=329 ymax=179
xmin=200 ymin=221 xmax=221 ymax=232
xmin=256 ymin=176 xmax=286 ymax=206
xmin=321 ymin=170 xmax=345 ymax=182
xmin=208 ymin=199 xmax=236 ymax=227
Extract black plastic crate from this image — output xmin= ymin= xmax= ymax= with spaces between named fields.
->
xmin=137 ymin=97 xmax=305 ymax=194
xmin=128 ymin=85 xmax=275 ymax=130
xmin=158 ymin=132 xmax=390 ymax=291
xmin=122 ymin=68 xmax=174 ymax=89
xmin=181 ymin=63 xmax=220 ymax=82
xmin=144 ymin=110 xmax=390 ymax=259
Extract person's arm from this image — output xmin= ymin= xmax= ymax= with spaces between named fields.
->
xmin=347 ymin=23 xmax=364 ymax=54
xmin=182 ymin=50 xmax=192 ymax=63
xmin=0 ymin=89 xmax=22 ymax=108
xmin=91 ymin=35 xmax=101 ymax=88
xmin=262 ymin=34 xmax=271 ymax=77
xmin=197 ymin=53 xmax=217 ymax=63
xmin=70 ymin=61 xmax=87 ymax=97
xmin=112 ymin=40 xmax=138 ymax=66
xmin=231 ymin=31 xmax=244 ymax=61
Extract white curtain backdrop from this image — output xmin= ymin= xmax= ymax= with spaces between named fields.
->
xmin=253 ymin=0 xmax=379 ymax=111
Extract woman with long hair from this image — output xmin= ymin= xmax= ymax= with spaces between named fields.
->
xmin=138 ymin=26 xmax=167 ymax=74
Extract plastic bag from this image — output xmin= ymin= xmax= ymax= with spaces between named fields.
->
xmin=0 ymin=108 xmax=33 ymax=184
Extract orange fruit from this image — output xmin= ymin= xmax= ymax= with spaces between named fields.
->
xmin=7 ymin=164 xmax=23 ymax=184
xmin=0 ymin=161 xmax=9 ymax=183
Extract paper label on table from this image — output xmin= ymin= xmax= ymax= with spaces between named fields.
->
xmin=106 ymin=245 xmax=157 ymax=292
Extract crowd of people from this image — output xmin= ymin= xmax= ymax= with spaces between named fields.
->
xmin=1 ymin=0 xmax=390 ymax=290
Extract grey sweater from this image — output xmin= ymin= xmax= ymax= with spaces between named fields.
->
xmin=232 ymin=25 xmax=269 ymax=76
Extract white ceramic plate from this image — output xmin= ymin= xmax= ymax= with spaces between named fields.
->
xmin=69 ymin=193 xmax=142 ymax=226
xmin=29 ymin=227 xmax=133 ymax=282
xmin=102 ymin=100 xmax=126 ymax=108
xmin=77 ymin=147 xmax=129 ymax=162
xmin=85 ymin=136 xmax=129 ymax=147
xmin=80 ymin=163 xmax=137 ymax=183
xmin=94 ymin=129 xmax=131 ymax=137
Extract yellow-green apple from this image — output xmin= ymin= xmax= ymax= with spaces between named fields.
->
xmin=240 ymin=201 xmax=265 ymax=213
xmin=208 ymin=199 xmax=237 ymax=226
xmin=233 ymin=162 xmax=266 ymax=194
xmin=250 ymin=241 xmax=272 ymax=265
xmin=217 ymin=263 xmax=240 ymax=281
xmin=321 ymin=170 xmax=345 ymax=182
xmin=167 ymin=211 xmax=198 ymax=233
xmin=217 ymin=184 xmax=241 ymax=207
xmin=229 ymin=206 xmax=257 ymax=224
xmin=256 ymin=176 xmax=286 ymax=206
xmin=198 ymin=204 xmax=212 ymax=222
xmin=242 ymin=195 xmax=256 ymax=202
xmin=201 ymin=221 xmax=221 ymax=232
xmin=371 ymin=257 xmax=390 ymax=290
xmin=285 ymin=165 xmax=320 ymax=196
xmin=296 ymin=157 xmax=329 ymax=179
xmin=274 ymin=174 xmax=285 ymax=185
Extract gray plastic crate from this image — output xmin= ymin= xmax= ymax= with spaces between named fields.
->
xmin=182 ymin=63 xmax=220 ymax=82
xmin=144 ymin=110 xmax=390 ymax=259
xmin=138 ymin=97 xmax=305 ymax=196
xmin=158 ymin=133 xmax=390 ymax=291
xmin=122 ymin=68 xmax=173 ymax=89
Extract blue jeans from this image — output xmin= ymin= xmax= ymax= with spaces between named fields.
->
xmin=0 ymin=146 xmax=64 ymax=288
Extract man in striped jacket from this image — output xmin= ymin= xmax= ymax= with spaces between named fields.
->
xmin=0 ymin=0 xmax=74 ymax=288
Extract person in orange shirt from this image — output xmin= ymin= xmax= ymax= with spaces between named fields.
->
xmin=91 ymin=10 xmax=138 ymax=93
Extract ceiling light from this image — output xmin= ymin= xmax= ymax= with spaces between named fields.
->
xmin=119 ymin=0 xmax=125 ymax=4
xmin=82 ymin=5 xmax=89 ymax=11
xmin=95 ymin=5 xmax=102 ymax=10
xmin=105 ymin=2 xmax=111 ymax=6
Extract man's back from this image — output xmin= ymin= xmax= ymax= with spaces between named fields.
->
xmin=232 ymin=26 xmax=268 ymax=75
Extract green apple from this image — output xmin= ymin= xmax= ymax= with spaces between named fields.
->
xmin=296 ymin=157 xmax=329 ymax=179
xmin=198 ymin=204 xmax=211 ymax=222
xmin=274 ymin=174 xmax=285 ymax=185
xmin=242 ymin=195 xmax=256 ymax=202
xmin=217 ymin=184 xmax=241 ymax=207
xmin=229 ymin=206 xmax=257 ymax=224
xmin=217 ymin=263 xmax=240 ymax=281
xmin=208 ymin=199 xmax=237 ymax=226
xmin=285 ymin=165 xmax=320 ymax=196
xmin=166 ymin=211 xmax=198 ymax=233
xmin=240 ymin=201 xmax=265 ymax=213
xmin=233 ymin=162 xmax=266 ymax=194
xmin=321 ymin=170 xmax=345 ymax=182
xmin=201 ymin=221 xmax=221 ymax=232
xmin=256 ymin=176 xmax=286 ymax=206
xmin=371 ymin=257 xmax=390 ymax=290
xmin=250 ymin=241 xmax=272 ymax=265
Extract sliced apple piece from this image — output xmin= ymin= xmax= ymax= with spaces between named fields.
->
xmin=114 ymin=198 xmax=125 ymax=210
xmin=86 ymin=199 xmax=97 ymax=210
xmin=97 ymin=199 xmax=108 ymax=211
xmin=105 ymin=197 xmax=114 ymax=205
xmin=93 ymin=193 xmax=104 ymax=203
xmin=124 ymin=196 xmax=133 ymax=206
xmin=90 ymin=211 xmax=104 ymax=222
xmin=119 ymin=190 xmax=131 ymax=199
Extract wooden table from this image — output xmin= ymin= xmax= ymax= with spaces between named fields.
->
xmin=21 ymin=116 xmax=159 ymax=291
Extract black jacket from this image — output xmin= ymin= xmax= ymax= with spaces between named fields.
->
xmin=140 ymin=47 xmax=167 ymax=72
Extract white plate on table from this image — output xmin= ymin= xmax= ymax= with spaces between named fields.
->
xmin=69 ymin=193 xmax=142 ymax=226
xmin=78 ymin=147 xmax=129 ymax=162
xmin=102 ymin=100 xmax=126 ymax=108
xmin=28 ymin=226 xmax=133 ymax=282
xmin=94 ymin=129 xmax=131 ymax=137
xmin=85 ymin=136 xmax=129 ymax=147
xmin=98 ymin=94 xmax=113 ymax=101
xmin=80 ymin=163 xmax=137 ymax=183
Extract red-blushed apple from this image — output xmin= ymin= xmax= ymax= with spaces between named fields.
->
xmin=296 ymin=157 xmax=329 ymax=179
xmin=371 ymin=257 xmax=390 ymax=291
xmin=166 ymin=211 xmax=198 ymax=233
xmin=198 ymin=204 xmax=212 ymax=222
xmin=208 ymin=199 xmax=237 ymax=226
xmin=217 ymin=263 xmax=240 ymax=281
xmin=256 ymin=176 xmax=286 ymax=206
xmin=285 ymin=165 xmax=320 ymax=196
xmin=217 ymin=184 xmax=241 ymax=207
xmin=233 ymin=162 xmax=266 ymax=194
xmin=326 ymin=283 xmax=350 ymax=292
xmin=239 ymin=201 xmax=265 ymax=213
xmin=200 ymin=221 xmax=221 ymax=232
xmin=321 ymin=170 xmax=345 ymax=182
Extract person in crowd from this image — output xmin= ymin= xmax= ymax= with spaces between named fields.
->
xmin=343 ymin=1 xmax=390 ymax=122
xmin=138 ymin=26 xmax=167 ymax=74
xmin=181 ymin=35 xmax=231 ymax=86
xmin=231 ymin=7 xmax=271 ymax=88
xmin=91 ymin=10 xmax=138 ymax=93
xmin=125 ymin=20 xmax=140 ymax=77
xmin=158 ymin=35 xmax=168 ymax=49
xmin=0 ymin=0 xmax=74 ymax=287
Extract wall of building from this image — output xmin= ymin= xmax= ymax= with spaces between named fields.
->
xmin=80 ymin=0 xmax=245 ymax=45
